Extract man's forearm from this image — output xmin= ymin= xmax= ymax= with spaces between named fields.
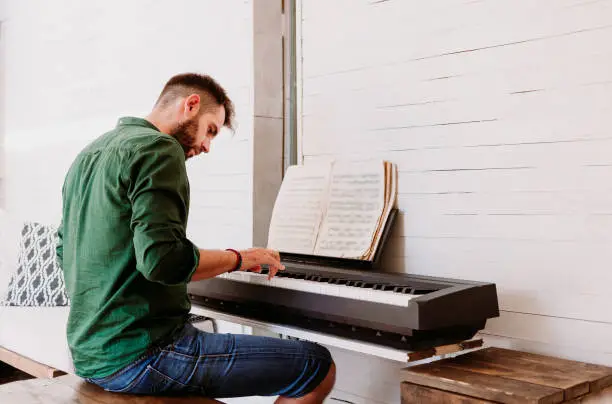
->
xmin=190 ymin=249 xmax=237 ymax=282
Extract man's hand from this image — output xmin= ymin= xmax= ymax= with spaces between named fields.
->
xmin=190 ymin=248 xmax=286 ymax=283
xmin=239 ymin=248 xmax=285 ymax=280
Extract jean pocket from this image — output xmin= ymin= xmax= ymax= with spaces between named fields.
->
xmin=116 ymin=364 xmax=200 ymax=395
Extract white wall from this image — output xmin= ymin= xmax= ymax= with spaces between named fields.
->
xmin=300 ymin=0 xmax=612 ymax=401
xmin=0 ymin=18 xmax=6 ymax=210
xmin=2 ymin=0 xmax=253 ymax=250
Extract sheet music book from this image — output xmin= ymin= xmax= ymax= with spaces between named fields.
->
xmin=267 ymin=160 xmax=398 ymax=261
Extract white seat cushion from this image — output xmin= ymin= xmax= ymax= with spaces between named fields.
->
xmin=0 ymin=306 xmax=75 ymax=374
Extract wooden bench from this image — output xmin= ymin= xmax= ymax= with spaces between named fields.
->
xmin=0 ymin=347 xmax=65 ymax=379
xmin=401 ymin=347 xmax=612 ymax=403
xmin=0 ymin=374 xmax=225 ymax=403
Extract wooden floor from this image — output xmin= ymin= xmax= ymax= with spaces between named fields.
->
xmin=0 ymin=374 xmax=225 ymax=403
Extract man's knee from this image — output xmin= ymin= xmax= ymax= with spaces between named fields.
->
xmin=306 ymin=343 xmax=335 ymax=394
xmin=320 ymin=361 xmax=336 ymax=390
xmin=285 ymin=341 xmax=335 ymax=398
xmin=310 ymin=342 xmax=334 ymax=382
xmin=304 ymin=361 xmax=335 ymax=404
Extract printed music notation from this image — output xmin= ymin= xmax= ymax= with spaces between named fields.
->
xmin=268 ymin=160 xmax=397 ymax=260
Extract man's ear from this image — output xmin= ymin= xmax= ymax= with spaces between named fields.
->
xmin=184 ymin=94 xmax=201 ymax=118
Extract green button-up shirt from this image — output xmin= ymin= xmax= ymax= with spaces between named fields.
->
xmin=57 ymin=117 xmax=200 ymax=378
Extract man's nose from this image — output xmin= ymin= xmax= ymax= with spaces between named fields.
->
xmin=202 ymin=138 xmax=211 ymax=154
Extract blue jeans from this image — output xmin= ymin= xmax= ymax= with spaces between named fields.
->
xmin=86 ymin=322 xmax=333 ymax=398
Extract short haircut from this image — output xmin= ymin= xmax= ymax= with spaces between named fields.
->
xmin=155 ymin=73 xmax=235 ymax=130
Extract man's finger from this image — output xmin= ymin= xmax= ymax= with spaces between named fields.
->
xmin=267 ymin=265 xmax=281 ymax=280
xmin=263 ymin=249 xmax=281 ymax=264
xmin=256 ymin=253 xmax=284 ymax=280
xmin=265 ymin=260 xmax=283 ymax=280
xmin=263 ymin=253 xmax=284 ymax=271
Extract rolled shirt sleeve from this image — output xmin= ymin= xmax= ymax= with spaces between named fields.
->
xmin=127 ymin=137 xmax=200 ymax=285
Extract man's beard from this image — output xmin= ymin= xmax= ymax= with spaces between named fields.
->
xmin=169 ymin=119 xmax=199 ymax=158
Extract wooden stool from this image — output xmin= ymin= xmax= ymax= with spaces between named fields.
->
xmin=0 ymin=374 xmax=225 ymax=403
xmin=401 ymin=347 xmax=612 ymax=403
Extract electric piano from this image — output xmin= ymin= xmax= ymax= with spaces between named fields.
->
xmin=187 ymin=210 xmax=499 ymax=351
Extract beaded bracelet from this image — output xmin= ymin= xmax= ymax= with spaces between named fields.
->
xmin=225 ymin=248 xmax=242 ymax=272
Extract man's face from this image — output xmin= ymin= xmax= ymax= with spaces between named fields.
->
xmin=169 ymin=103 xmax=226 ymax=159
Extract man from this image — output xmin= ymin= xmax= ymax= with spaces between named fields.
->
xmin=57 ymin=73 xmax=335 ymax=403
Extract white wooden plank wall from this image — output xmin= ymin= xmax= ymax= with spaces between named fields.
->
xmin=299 ymin=0 xmax=612 ymax=374
xmin=0 ymin=19 xmax=5 ymax=211
xmin=1 ymin=0 xmax=254 ymax=250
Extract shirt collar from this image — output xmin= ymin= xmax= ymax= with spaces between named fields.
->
xmin=117 ymin=117 xmax=161 ymax=132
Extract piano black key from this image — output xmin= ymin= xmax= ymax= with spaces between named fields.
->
xmin=264 ymin=269 xmax=431 ymax=296
xmin=412 ymin=289 xmax=435 ymax=295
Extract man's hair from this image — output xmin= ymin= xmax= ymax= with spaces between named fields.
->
xmin=155 ymin=73 xmax=235 ymax=130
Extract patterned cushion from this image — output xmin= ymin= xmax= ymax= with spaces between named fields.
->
xmin=2 ymin=222 xmax=69 ymax=306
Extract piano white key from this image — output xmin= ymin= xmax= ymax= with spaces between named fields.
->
xmin=221 ymin=271 xmax=415 ymax=307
